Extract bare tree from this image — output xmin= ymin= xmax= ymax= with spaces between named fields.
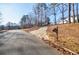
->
xmin=40 ymin=3 xmax=48 ymax=26
xmin=50 ymin=3 xmax=57 ymax=25
xmin=0 ymin=12 xmax=2 ymax=24
xmin=28 ymin=13 xmax=33 ymax=27
xmin=46 ymin=17 xmax=50 ymax=25
xmin=61 ymin=3 xmax=64 ymax=24
xmin=72 ymin=3 xmax=75 ymax=23
xmin=34 ymin=3 xmax=48 ymax=26
xmin=33 ymin=6 xmax=39 ymax=26
xmin=20 ymin=15 xmax=27 ymax=28
xmin=76 ymin=3 xmax=79 ymax=23
xmin=57 ymin=3 xmax=68 ymax=24
xmin=68 ymin=3 xmax=71 ymax=23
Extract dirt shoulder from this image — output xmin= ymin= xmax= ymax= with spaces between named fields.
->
xmin=30 ymin=26 xmax=48 ymax=39
xmin=23 ymin=26 xmax=39 ymax=32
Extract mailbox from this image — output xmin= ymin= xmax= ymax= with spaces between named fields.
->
xmin=52 ymin=27 xmax=58 ymax=33
xmin=52 ymin=26 xmax=58 ymax=40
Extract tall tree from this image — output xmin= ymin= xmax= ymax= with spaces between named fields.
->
xmin=50 ymin=3 xmax=57 ymax=25
xmin=61 ymin=3 xmax=64 ymax=24
xmin=26 ymin=15 xmax=30 ymax=27
xmin=72 ymin=3 xmax=75 ymax=23
xmin=46 ymin=17 xmax=50 ymax=25
xmin=58 ymin=3 xmax=67 ymax=24
xmin=33 ymin=6 xmax=39 ymax=26
xmin=0 ymin=12 xmax=2 ymax=24
xmin=68 ymin=3 xmax=71 ymax=23
xmin=20 ymin=15 xmax=27 ymax=28
xmin=39 ymin=3 xmax=48 ymax=26
xmin=28 ymin=13 xmax=33 ymax=27
xmin=76 ymin=3 xmax=79 ymax=23
xmin=34 ymin=3 xmax=48 ymax=26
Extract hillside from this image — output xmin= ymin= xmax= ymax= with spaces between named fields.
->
xmin=47 ymin=23 xmax=79 ymax=54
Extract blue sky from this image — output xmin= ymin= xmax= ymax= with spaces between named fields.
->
xmin=0 ymin=3 xmax=34 ymax=25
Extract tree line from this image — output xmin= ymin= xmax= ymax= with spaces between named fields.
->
xmin=20 ymin=3 xmax=79 ymax=28
xmin=0 ymin=3 xmax=79 ymax=29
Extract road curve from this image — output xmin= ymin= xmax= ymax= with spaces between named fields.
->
xmin=0 ymin=30 xmax=60 ymax=55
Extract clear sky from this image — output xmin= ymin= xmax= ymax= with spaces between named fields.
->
xmin=0 ymin=3 xmax=34 ymax=25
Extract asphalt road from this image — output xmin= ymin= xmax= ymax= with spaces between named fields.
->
xmin=0 ymin=30 xmax=60 ymax=55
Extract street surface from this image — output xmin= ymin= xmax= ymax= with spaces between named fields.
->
xmin=0 ymin=30 xmax=60 ymax=55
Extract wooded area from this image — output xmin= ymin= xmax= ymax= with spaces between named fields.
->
xmin=20 ymin=3 xmax=79 ymax=29
xmin=0 ymin=3 xmax=79 ymax=30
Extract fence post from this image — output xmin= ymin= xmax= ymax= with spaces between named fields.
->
xmin=52 ymin=26 xmax=58 ymax=40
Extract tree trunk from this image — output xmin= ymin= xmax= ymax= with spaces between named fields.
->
xmin=54 ymin=7 xmax=56 ymax=25
xmin=40 ymin=7 xmax=44 ymax=26
xmin=72 ymin=3 xmax=75 ymax=23
xmin=76 ymin=3 xmax=79 ymax=23
xmin=62 ymin=3 xmax=64 ymax=24
xmin=68 ymin=3 xmax=71 ymax=23
xmin=35 ymin=15 xmax=38 ymax=26
xmin=29 ymin=16 xmax=32 ymax=27
xmin=40 ymin=7 xmax=42 ymax=26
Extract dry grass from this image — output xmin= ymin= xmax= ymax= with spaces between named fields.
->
xmin=23 ymin=26 xmax=39 ymax=32
xmin=47 ymin=23 xmax=79 ymax=53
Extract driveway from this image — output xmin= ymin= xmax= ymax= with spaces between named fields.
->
xmin=0 ymin=30 xmax=60 ymax=55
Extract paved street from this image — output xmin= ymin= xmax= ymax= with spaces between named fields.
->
xmin=0 ymin=30 xmax=60 ymax=55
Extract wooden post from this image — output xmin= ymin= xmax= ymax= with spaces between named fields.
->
xmin=56 ymin=26 xmax=58 ymax=40
xmin=52 ymin=26 xmax=58 ymax=40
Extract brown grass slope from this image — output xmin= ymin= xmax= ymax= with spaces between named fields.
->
xmin=47 ymin=23 xmax=79 ymax=54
